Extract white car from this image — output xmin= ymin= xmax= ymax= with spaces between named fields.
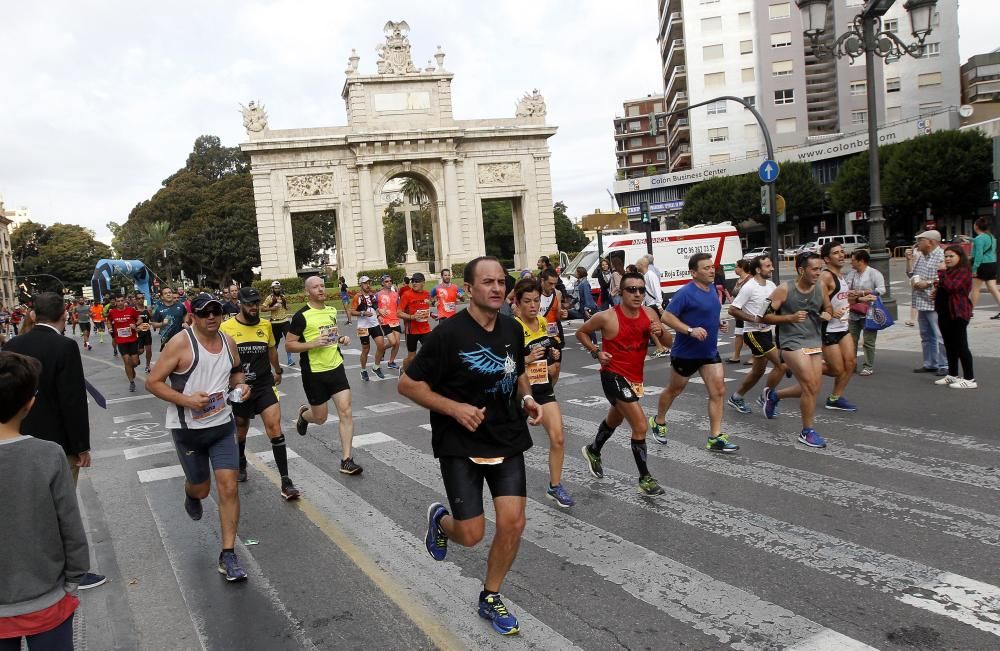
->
xmin=742 ymin=246 xmax=771 ymax=260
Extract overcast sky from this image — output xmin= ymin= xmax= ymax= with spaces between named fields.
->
xmin=1 ymin=0 xmax=993 ymax=246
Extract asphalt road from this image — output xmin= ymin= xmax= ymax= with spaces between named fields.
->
xmin=67 ymin=287 xmax=999 ymax=650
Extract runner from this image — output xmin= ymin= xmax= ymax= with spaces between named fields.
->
xmin=76 ymin=300 xmax=93 ymax=350
xmin=287 ymin=276 xmax=362 ymax=475
xmin=512 ymin=277 xmax=574 ymax=507
xmin=819 ymin=242 xmax=858 ymax=412
xmin=261 ymin=281 xmax=293 ymax=366
xmin=397 ymin=272 xmax=432 ymax=373
xmin=349 ymin=276 xmax=380 ymax=382
xmin=372 ymin=274 xmax=401 ymax=377
xmin=537 ymin=269 xmax=565 ymax=385
xmin=102 ymin=300 xmax=119 ymax=357
xmin=575 ymin=271 xmax=668 ymax=495
xmin=726 ymin=260 xmax=751 ymax=364
xmin=134 ymin=294 xmax=154 ymax=373
xmin=761 ymin=253 xmax=834 ymax=449
xmin=399 ymin=256 xmax=542 ymax=636
xmin=90 ymin=300 xmax=106 ymax=345
xmin=220 ymin=287 xmax=301 ymax=499
xmin=152 ymin=287 xmax=190 ymax=351
xmin=146 ymin=293 xmax=251 ymax=582
xmin=221 ymin=284 xmax=240 ymax=320
xmin=339 ymin=277 xmax=352 ymax=325
xmin=108 ymin=296 xmax=140 ymax=392
xmin=431 ymin=268 xmax=463 ymax=321
xmin=647 ymin=253 xmax=739 ymax=454
xmin=726 ymin=255 xmax=786 ymax=414
xmin=67 ymin=300 xmax=78 ymax=336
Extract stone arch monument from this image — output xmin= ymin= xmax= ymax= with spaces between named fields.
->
xmin=240 ymin=20 xmax=558 ymax=281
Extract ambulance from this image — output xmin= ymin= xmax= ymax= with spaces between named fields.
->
xmin=560 ymin=222 xmax=744 ymax=300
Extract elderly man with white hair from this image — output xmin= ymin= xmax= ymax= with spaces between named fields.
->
xmin=910 ymin=230 xmax=948 ymax=376
xmin=636 ymin=256 xmax=671 ymax=358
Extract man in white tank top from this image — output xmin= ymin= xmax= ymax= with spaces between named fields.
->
xmin=819 ymin=242 xmax=858 ymax=413
xmin=147 ymin=293 xmax=252 ymax=583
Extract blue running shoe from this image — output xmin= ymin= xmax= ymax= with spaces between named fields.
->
xmin=218 ymin=551 xmax=247 ymax=582
xmin=648 ymin=416 xmax=668 ymax=444
xmin=360 ymin=369 xmax=370 ymax=382
xmin=425 ymin=502 xmax=449 ymax=561
xmin=726 ymin=395 xmax=751 ymax=414
xmin=546 ymin=484 xmax=575 ymax=508
xmin=387 ymin=361 xmax=400 ymax=370
xmin=798 ymin=428 xmax=827 ymax=448
xmin=764 ymin=389 xmax=780 ymax=420
xmin=824 ymin=396 xmax=857 ymax=412
xmin=479 ymin=593 xmax=519 ymax=635
xmin=372 ymin=366 xmax=386 ymax=380
xmin=756 ymin=393 xmax=767 ymax=410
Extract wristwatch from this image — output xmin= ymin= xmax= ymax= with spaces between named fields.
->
xmin=686 ymin=326 xmax=693 ymax=335
xmin=590 ymin=349 xmax=600 ymax=359
xmin=275 ymin=368 xmax=283 ymax=375
xmin=521 ymin=394 xmax=535 ymax=407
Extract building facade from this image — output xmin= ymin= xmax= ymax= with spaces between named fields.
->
xmin=0 ymin=201 xmax=17 ymax=308
xmin=614 ymin=95 xmax=668 ymax=179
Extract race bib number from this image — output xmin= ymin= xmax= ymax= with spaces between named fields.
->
xmin=527 ymin=360 xmax=548 ymax=385
xmin=469 ymin=457 xmax=505 ymax=465
xmin=357 ymin=327 xmax=369 ymax=337
xmin=630 ymin=381 xmax=645 ymax=398
xmin=416 ymin=309 xmax=430 ymax=322
xmin=546 ymin=322 xmax=559 ymax=338
xmin=803 ymin=347 xmax=822 ymax=356
xmin=139 ymin=323 xmax=151 ymax=332
xmin=443 ymin=302 xmax=456 ymax=313
xmin=193 ymin=391 xmax=226 ymax=420
xmin=116 ymin=327 xmax=133 ymax=338
xmin=319 ymin=324 xmax=338 ymax=343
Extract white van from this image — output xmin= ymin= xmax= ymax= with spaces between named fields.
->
xmin=813 ymin=234 xmax=869 ymax=255
xmin=561 ymin=222 xmax=744 ymax=299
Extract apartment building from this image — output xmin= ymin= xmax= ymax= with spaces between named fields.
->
xmin=0 ymin=200 xmax=16 ymax=308
xmin=962 ymin=49 xmax=1000 ymax=105
xmin=614 ymin=95 xmax=669 ymax=179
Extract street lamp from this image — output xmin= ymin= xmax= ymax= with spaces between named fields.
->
xmin=795 ymin=0 xmax=938 ymax=317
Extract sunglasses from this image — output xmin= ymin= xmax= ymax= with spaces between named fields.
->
xmin=622 ymin=286 xmax=646 ymax=294
xmin=195 ymin=306 xmax=223 ymax=317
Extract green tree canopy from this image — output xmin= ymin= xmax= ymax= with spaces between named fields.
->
xmin=481 ymin=199 xmax=515 ymax=262
xmin=775 ymin=161 xmax=823 ymax=221
xmin=10 ymin=221 xmax=112 ymax=293
xmin=291 ymin=211 xmax=337 ymax=269
xmin=553 ymin=201 xmax=589 ymax=255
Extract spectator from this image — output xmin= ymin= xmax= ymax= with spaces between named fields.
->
xmin=845 ymin=250 xmax=886 ymax=376
xmin=934 ymin=245 xmax=976 ymax=389
xmin=910 ymin=230 xmax=948 ymax=375
xmin=569 ymin=266 xmax=599 ymax=345
xmin=970 ymin=217 xmax=1000 ymax=318
xmin=339 ymin=277 xmax=352 ymax=325
xmin=636 ymin=256 xmax=670 ymax=358
xmin=713 ymin=264 xmax=732 ymax=305
xmin=0 ymin=352 xmax=89 ymax=650
xmin=592 ymin=257 xmax=613 ymax=308
xmin=610 ymin=257 xmax=625 ymax=306
xmin=904 ymin=244 xmax=920 ymax=326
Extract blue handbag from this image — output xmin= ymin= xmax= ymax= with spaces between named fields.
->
xmin=864 ymin=296 xmax=895 ymax=331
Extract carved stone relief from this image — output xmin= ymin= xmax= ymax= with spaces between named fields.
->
xmin=477 ymin=162 xmax=522 ymax=186
xmin=286 ymin=173 xmax=334 ymax=198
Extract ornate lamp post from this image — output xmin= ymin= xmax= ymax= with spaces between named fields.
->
xmin=795 ymin=0 xmax=937 ymax=316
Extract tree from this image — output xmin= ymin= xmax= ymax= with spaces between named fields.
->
xmin=481 ymin=200 xmax=515 ymax=261
xmin=775 ymin=161 xmax=823 ymax=221
xmin=9 ymin=221 xmax=46 ymax=268
xmin=829 ymin=153 xmax=872 ymax=216
xmin=399 ymin=177 xmax=428 ymax=207
xmin=553 ymin=201 xmax=588 ymax=255
xmin=291 ymin=211 xmax=337 ymax=269
xmin=382 ymin=201 xmax=408 ymax=265
xmin=11 ymin=222 xmax=111 ymax=293
xmin=182 ymin=135 xmax=248 ymax=181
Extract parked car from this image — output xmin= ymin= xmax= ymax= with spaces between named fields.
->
xmin=814 ymin=234 xmax=869 ymax=255
xmin=742 ymin=246 xmax=771 ymax=260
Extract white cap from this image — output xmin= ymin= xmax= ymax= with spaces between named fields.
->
xmin=359 ymin=275 xmax=371 ymax=283
xmin=271 ymin=281 xmax=281 ymax=287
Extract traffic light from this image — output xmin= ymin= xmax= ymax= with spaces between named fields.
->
xmin=649 ymin=113 xmax=658 ymax=137
xmin=640 ymin=201 xmax=650 ymax=223
xmin=991 ymin=180 xmax=1000 ymax=202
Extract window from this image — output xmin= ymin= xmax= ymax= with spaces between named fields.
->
xmin=710 ymin=153 xmax=731 ymax=164
xmin=708 ymin=127 xmax=729 ymax=142
xmin=740 ymin=40 xmax=754 ymax=54
xmin=746 ymin=149 xmax=760 ymax=159
xmin=627 ymin=105 xmax=639 ymax=117
xmin=630 ymin=154 xmax=644 ymax=164
xmin=652 ymin=102 xmax=663 ymax=112
xmin=886 ymin=106 xmax=902 ymax=122
xmin=656 ymin=151 xmax=667 ymax=161
xmin=851 ymin=110 xmax=867 ymax=125
xmin=655 ymin=135 xmax=665 ymax=144
xmin=884 ymin=18 xmax=898 ymax=33
xmin=701 ymin=16 xmax=723 ymax=33
xmin=743 ymin=95 xmax=756 ymax=109
xmin=919 ymin=42 xmax=941 ymax=58
xmin=742 ymin=67 xmax=755 ymax=82
xmin=776 ymin=118 xmax=796 ymax=134
xmin=918 ymin=72 xmax=943 ymax=87
xmin=628 ymin=120 xmax=641 ymax=131
xmin=739 ymin=12 xmax=751 ymax=29
xmin=849 ymin=80 xmax=867 ymax=96
xmin=768 ymin=3 xmax=790 ymax=20
xmin=774 ymin=89 xmax=794 ymax=105
xmin=919 ymin=101 xmax=943 ymax=114
xmin=744 ymin=123 xmax=757 ymax=139
xmin=706 ymin=100 xmax=727 ymax=115
xmin=772 ymin=60 xmax=793 ymax=77
xmin=886 ymin=77 xmax=901 ymax=92
xmin=703 ymin=44 xmax=724 ymax=60
xmin=771 ymin=32 xmax=792 ymax=48
xmin=704 ymin=72 xmax=726 ymax=88
xmin=629 ymin=137 xmax=643 ymax=147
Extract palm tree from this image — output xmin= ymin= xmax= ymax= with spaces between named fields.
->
xmin=399 ymin=177 xmax=427 ymax=208
xmin=143 ymin=220 xmax=175 ymax=281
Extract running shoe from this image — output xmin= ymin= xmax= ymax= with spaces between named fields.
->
xmin=280 ymin=477 xmax=301 ymax=501
xmin=638 ymin=475 xmax=665 ymax=496
xmin=798 ymin=428 xmax=827 ymax=448
xmin=340 ymin=457 xmax=363 ymax=475
xmin=78 ymin=572 xmax=107 ymax=590
xmin=934 ymin=374 xmax=957 ymax=386
xmin=824 ymin=397 xmax=857 ymax=412
xmin=238 ymin=463 xmax=248 ymax=483
xmin=581 ymin=445 xmax=604 ymax=479
xmin=706 ymin=434 xmax=740 ymax=453
xmin=764 ymin=389 xmax=780 ymax=420
xmin=949 ymin=379 xmax=978 ymax=389
xmin=546 ymin=484 xmax=575 ymax=508
xmin=218 ymin=551 xmax=248 ymax=582
xmin=360 ymin=369 xmax=370 ymax=382
xmin=648 ymin=416 xmax=668 ymax=444
xmin=114 ymin=351 xmax=119 ymax=358
xmin=129 ymin=380 xmax=136 ymax=393
xmin=478 ymin=593 xmax=519 ymax=635
xmin=756 ymin=393 xmax=767 ymax=410
xmin=144 ymin=365 xmax=151 ymax=373
xmin=859 ymin=368 xmax=873 ymax=376
xmin=372 ymin=367 xmax=386 ymax=380
xmin=387 ymin=361 xmax=400 ymax=370
xmin=184 ymin=494 xmax=203 ymax=521
xmin=726 ymin=395 xmax=751 ymax=414
xmin=295 ymin=404 xmax=309 ymax=436
xmin=425 ymin=502 xmax=449 ymax=561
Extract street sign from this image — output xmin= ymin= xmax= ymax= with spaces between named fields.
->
xmin=758 ymin=160 xmax=780 ymax=183
xmin=760 ymin=186 xmax=768 ymax=215
xmin=776 ymin=194 xmax=786 ymax=216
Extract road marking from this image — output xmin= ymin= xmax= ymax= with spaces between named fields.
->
xmin=689 ymin=376 xmax=735 ymax=384
xmin=582 ymin=363 xmax=601 ymax=370
xmin=419 ymin=424 xmax=432 ymax=431
xmin=254 ymin=448 xmax=300 ymax=460
xmin=365 ymin=435 xmax=873 ymax=649
xmin=558 ymin=372 xmax=577 ymax=378
xmin=365 ymin=401 xmax=409 ymax=413
xmin=113 ymin=412 xmax=152 ymax=424
xmin=137 ymin=465 xmax=186 ymax=483
xmin=351 ymin=432 xmax=395 ymax=447
xmin=125 ymin=442 xmax=174 ymax=460
xmin=107 ymin=394 xmax=158 ymax=405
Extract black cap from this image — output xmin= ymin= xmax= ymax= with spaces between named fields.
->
xmin=191 ymin=293 xmax=222 ymax=312
xmin=411 ymin=272 xmax=425 ymax=282
xmin=238 ymin=287 xmax=261 ymax=304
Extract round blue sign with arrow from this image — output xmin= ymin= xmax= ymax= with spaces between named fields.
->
xmin=759 ymin=160 xmax=780 ymax=183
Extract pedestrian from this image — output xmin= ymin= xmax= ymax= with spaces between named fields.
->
xmin=569 ymin=266 xmax=599 ymax=345
xmin=592 ymin=257 xmax=613 ymax=307
xmin=399 ymin=256 xmax=543 ymax=636
xmin=904 ymin=244 xmax=920 ymax=326
xmin=0 ymin=352 xmax=89 ymax=650
xmin=339 ymin=277 xmax=352 ymax=324
xmin=648 ymin=253 xmax=739 ymax=453
xmin=845 ymin=250 xmax=885 ymax=376
xmin=726 ymin=260 xmax=751 ymax=364
xmin=910 ymin=230 xmax=948 ymax=376
xmin=146 ymin=292 xmax=252 ymax=582
xmin=636 ymin=256 xmax=670 ymax=358
xmin=610 ymin=256 xmax=625 ymax=306
xmin=714 ymin=264 xmax=732 ymax=305
xmin=261 ymin=281 xmax=293 ymax=366
xmin=288 ymin=277 xmax=362 ymax=475
xmin=1 ymin=292 xmax=105 ymax=589
xmin=970 ymin=217 xmax=1000 ymax=317
xmin=934 ymin=245 xmax=977 ymax=389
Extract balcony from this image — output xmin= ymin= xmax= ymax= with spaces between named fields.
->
xmin=664 ymin=38 xmax=685 ymax=71
xmin=668 ymin=118 xmax=690 ymax=149
xmin=669 ymin=144 xmax=692 ymax=169
xmin=665 ymin=64 xmax=687 ymax=99
xmin=668 ymin=90 xmax=688 ymax=114
xmin=665 ymin=12 xmax=683 ymax=42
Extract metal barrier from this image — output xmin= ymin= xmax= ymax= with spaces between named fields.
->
xmin=892 ymin=246 xmax=911 ymax=259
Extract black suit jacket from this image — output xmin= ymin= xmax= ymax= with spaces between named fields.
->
xmin=2 ymin=324 xmax=90 ymax=455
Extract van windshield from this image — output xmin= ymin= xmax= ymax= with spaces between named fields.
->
xmin=565 ymin=250 xmax=600 ymax=275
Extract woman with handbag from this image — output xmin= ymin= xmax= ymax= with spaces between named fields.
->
xmin=934 ymin=245 xmax=977 ymax=389
xmin=970 ymin=217 xmax=1000 ymax=317
xmin=592 ymin=257 xmax=613 ymax=308
xmin=845 ymin=250 xmax=885 ymax=376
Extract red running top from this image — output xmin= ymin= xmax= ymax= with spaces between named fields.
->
xmin=603 ymin=304 xmax=651 ymax=384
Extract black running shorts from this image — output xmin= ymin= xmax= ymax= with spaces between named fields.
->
xmin=137 ymin=331 xmax=152 ymax=347
xmin=116 ymin=341 xmax=139 ymax=356
xmin=79 ymin=323 xmax=91 ymax=334
xmin=600 ymin=370 xmax=641 ymax=405
xmin=406 ymin=332 xmax=428 ymax=353
xmin=822 ymin=330 xmax=849 ymax=346
xmin=977 ymin=262 xmax=997 ymax=282
xmin=231 ymin=384 xmax=279 ymax=419
xmin=439 ymin=454 xmax=527 ymax=521
xmin=743 ymin=330 xmax=775 ymax=358
xmin=302 ymin=365 xmax=350 ymax=406
xmin=670 ymin=355 xmax=722 ymax=378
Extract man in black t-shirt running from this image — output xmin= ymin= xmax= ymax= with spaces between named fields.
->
xmin=399 ymin=256 xmax=542 ymax=637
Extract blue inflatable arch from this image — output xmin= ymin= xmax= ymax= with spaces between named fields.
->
xmin=91 ymin=259 xmax=152 ymax=304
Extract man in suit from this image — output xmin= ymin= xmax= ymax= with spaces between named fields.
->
xmin=2 ymin=291 xmax=106 ymax=589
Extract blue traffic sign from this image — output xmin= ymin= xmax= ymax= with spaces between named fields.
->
xmin=759 ymin=160 xmax=780 ymax=183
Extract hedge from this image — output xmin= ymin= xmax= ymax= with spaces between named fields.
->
xmin=252 ymin=277 xmax=304 ymax=295
xmin=357 ymin=267 xmax=407 ymax=285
